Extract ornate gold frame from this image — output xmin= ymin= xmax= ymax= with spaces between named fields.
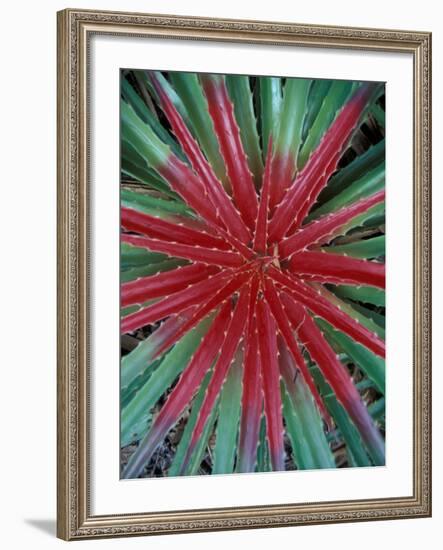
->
xmin=57 ymin=8 xmax=431 ymax=540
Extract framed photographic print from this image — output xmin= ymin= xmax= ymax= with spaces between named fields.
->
xmin=57 ymin=8 xmax=431 ymax=540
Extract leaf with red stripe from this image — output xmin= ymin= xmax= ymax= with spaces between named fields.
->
xmin=122 ymin=302 xmax=233 ymax=479
xmin=256 ymin=297 xmax=285 ymax=471
xmin=253 ymin=139 xmax=273 ymax=254
xmin=287 ymin=250 xmax=385 ymax=289
xmin=121 ymin=268 xmax=238 ymax=334
xmin=269 ymin=266 xmax=385 ymax=358
xmin=200 ymin=74 xmax=259 ymax=229
xmin=179 ymin=282 xmax=253 ymax=473
xmin=282 ymin=297 xmax=385 ymax=465
xmin=268 ymin=84 xmax=380 ymax=242
xmin=121 ymin=234 xmax=244 ymax=268
xmin=278 ymin=190 xmax=385 ymax=259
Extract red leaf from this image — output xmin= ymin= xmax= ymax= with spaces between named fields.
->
xmin=121 ymin=268 xmax=237 ymax=334
xmin=180 ymin=282 xmax=253 ymax=473
xmin=121 ymin=234 xmax=244 ymax=268
xmin=149 ymin=72 xmax=252 ymax=247
xmin=283 ymin=297 xmax=385 ymax=465
xmin=261 ymin=276 xmax=330 ymax=424
xmin=200 ymin=74 xmax=259 ymax=229
xmin=121 ymin=206 xmax=230 ymax=250
xmin=253 ymin=138 xmax=273 ymax=253
xmin=122 ymin=302 xmax=233 ymax=479
xmin=121 ymin=263 xmax=219 ymax=308
xmin=287 ymin=251 xmax=385 ymax=289
xmin=268 ymin=84 xmax=378 ymax=242
xmin=256 ymin=298 xmax=285 ymax=471
xmin=278 ymin=190 xmax=385 ymax=259
xmin=269 ymin=266 xmax=385 ymax=358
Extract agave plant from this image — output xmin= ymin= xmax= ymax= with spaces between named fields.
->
xmin=120 ymin=70 xmax=386 ymax=478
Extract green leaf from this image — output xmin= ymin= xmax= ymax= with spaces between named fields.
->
xmin=212 ymin=350 xmax=243 ymax=474
xmin=169 ymin=72 xmax=228 ymax=186
xmin=282 ymin=377 xmax=335 ymax=470
xmin=121 ymin=319 xmax=211 ymax=446
xmin=301 ymin=79 xmax=332 ymax=143
xmin=299 ymin=80 xmax=353 ymax=169
xmin=256 ymin=415 xmax=271 ymax=472
xmin=326 ymin=235 xmax=385 ymax=259
xmin=310 ymin=161 xmax=385 ymax=219
xmin=333 ymin=285 xmax=385 ymax=307
xmin=317 ymin=318 xmax=385 ymax=394
xmin=310 ymin=366 xmax=371 ymax=467
xmin=121 ymin=242 xmax=168 ymax=269
xmin=226 ymin=75 xmax=263 ymax=186
xmin=168 ymin=370 xmax=217 ymax=477
xmin=259 ymin=77 xmax=282 ymax=153
xmin=121 ymin=259 xmax=188 ymax=283
xmin=121 ymin=188 xmax=191 ymax=218
xmin=275 ymin=77 xmax=311 ymax=162
xmin=318 ymin=139 xmax=385 ymax=205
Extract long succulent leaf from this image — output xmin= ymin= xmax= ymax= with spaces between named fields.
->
xmin=121 ymin=234 xmax=244 ymax=268
xmin=270 ymin=267 xmax=385 ymax=357
xmin=261 ymin=277 xmax=330 ymax=423
xmin=279 ymin=341 xmax=335 ymax=469
xmin=269 ymin=77 xmax=311 ymax=210
xmin=121 ymin=187 xmax=191 ymax=217
xmin=121 ymin=206 xmax=230 ymax=250
xmin=121 ymin=268 xmax=238 ymax=334
xmin=259 ymin=77 xmax=282 ymax=154
xmin=333 ymin=285 xmax=385 ymax=307
xmin=279 ymin=190 xmax=385 ymax=258
xmin=213 ymin=348 xmax=243 ymax=474
xmin=287 ymin=251 xmax=385 ymax=289
xmin=268 ymin=83 xmax=380 ymax=241
xmin=323 ymin=235 xmax=385 ymax=260
xmin=169 ymin=71 xmax=228 ymax=188
xmin=149 ymin=72 xmax=252 ymax=246
xmin=200 ymin=74 xmax=259 ymax=228
xmin=121 ymin=242 xmax=167 ymax=269
xmin=253 ymin=139 xmax=273 ymax=253
xmin=287 ymin=303 xmax=385 ymax=465
xmin=122 ymin=303 xmax=232 ymax=478
xmin=256 ymin=298 xmax=285 ymax=471
xmin=121 ymin=264 xmax=219 ymax=308
xmin=121 ymin=259 xmax=188 ymax=284
xmin=121 ymin=317 xmax=211 ymax=448
xmin=180 ymin=283 xmax=252 ymax=473
xmin=226 ymin=75 xmax=264 ymax=187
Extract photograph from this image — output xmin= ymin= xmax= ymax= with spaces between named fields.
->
xmin=119 ymin=70 xmax=386 ymax=479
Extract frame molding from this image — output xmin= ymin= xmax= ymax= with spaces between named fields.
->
xmin=57 ymin=8 xmax=431 ymax=540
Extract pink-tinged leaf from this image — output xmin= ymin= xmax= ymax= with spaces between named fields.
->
xmin=282 ymin=297 xmax=385 ymax=465
xmin=121 ymin=234 xmax=244 ymax=268
xmin=278 ymin=190 xmax=385 ymax=259
xmin=287 ymin=251 xmax=385 ymax=289
xmin=200 ymin=74 xmax=259 ymax=229
xmin=237 ymin=313 xmax=262 ymax=473
xmin=253 ymin=139 xmax=273 ymax=253
xmin=149 ymin=72 xmax=252 ymax=246
xmin=268 ymin=266 xmax=385 ymax=358
xmin=121 ymin=268 xmax=237 ymax=334
xmin=121 ymin=206 xmax=230 ymax=250
xmin=122 ymin=302 xmax=233 ymax=479
xmin=121 ymin=263 xmax=220 ymax=308
xmin=180 ymin=282 xmax=253 ymax=473
xmin=155 ymin=270 xmax=254 ymax=358
xmin=261 ymin=276 xmax=330 ymax=424
xmin=256 ymin=298 xmax=285 ymax=471
xmin=268 ymin=84 xmax=378 ymax=242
